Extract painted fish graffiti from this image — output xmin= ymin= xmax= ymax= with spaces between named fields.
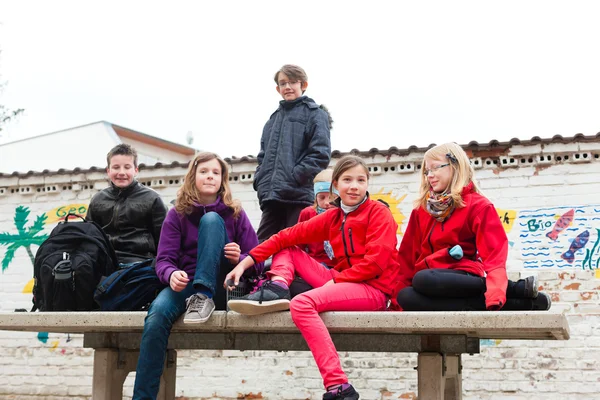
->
xmin=561 ymin=230 xmax=590 ymax=264
xmin=546 ymin=209 xmax=574 ymax=241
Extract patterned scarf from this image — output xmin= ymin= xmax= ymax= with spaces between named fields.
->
xmin=426 ymin=190 xmax=455 ymax=222
xmin=317 ymin=205 xmax=335 ymax=260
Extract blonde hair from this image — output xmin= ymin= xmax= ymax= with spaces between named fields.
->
xmin=415 ymin=142 xmax=482 ymax=209
xmin=314 ymin=168 xmax=333 ymax=184
xmin=175 ymin=152 xmax=242 ymax=218
xmin=312 ymin=168 xmax=334 ymax=210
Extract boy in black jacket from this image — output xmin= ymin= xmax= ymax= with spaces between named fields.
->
xmin=86 ymin=144 xmax=167 ymax=263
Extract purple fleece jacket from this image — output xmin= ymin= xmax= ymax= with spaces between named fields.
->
xmin=155 ymin=197 xmax=260 ymax=285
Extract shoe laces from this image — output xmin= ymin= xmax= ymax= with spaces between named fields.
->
xmin=249 ymin=278 xmax=268 ymax=295
xmin=323 ymin=386 xmax=342 ymax=400
xmin=186 ymin=294 xmax=207 ymax=313
xmin=256 ymin=281 xmax=272 ymax=303
xmin=252 ymin=280 xmax=279 ymax=304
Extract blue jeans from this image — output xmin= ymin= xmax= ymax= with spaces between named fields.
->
xmin=132 ymin=212 xmax=230 ymax=400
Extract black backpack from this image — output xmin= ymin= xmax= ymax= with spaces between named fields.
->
xmin=33 ymin=213 xmax=118 ymax=311
xmin=94 ymin=258 xmax=166 ymax=311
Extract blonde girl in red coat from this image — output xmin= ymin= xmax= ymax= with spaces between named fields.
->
xmin=394 ymin=142 xmax=551 ymax=311
xmin=225 ymin=155 xmax=400 ymax=400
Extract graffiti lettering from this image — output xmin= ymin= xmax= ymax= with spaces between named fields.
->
xmin=56 ymin=205 xmax=88 ymax=218
xmin=496 ymin=208 xmax=517 ymax=233
xmin=527 ymin=219 xmax=553 ymax=232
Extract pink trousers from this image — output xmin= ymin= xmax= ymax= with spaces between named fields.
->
xmin=269 ymin=246 xmax=388 ymax=388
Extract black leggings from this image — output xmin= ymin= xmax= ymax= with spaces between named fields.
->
xmin=396 ymin=269 xmax=537 ymax=311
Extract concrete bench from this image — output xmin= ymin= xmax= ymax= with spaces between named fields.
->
xmin=0 ymin=311 xmax=569 ymax=400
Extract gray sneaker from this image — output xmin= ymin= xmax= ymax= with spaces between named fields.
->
xmin=227 ymin=281 xmax=291 ymax=315
xmin=183 ymin=293 xmax=215 ymax=324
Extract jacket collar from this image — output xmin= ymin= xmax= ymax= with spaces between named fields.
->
xmin=461 ymin=182 xmax=475 ymax=196
xmin=191 ymin=196 xmax=228 ymax=214
xmin=109 ymin=180 xmax=139 ymax=196
xmin=279 ymin=95 xmax=319 ymax=110
xmin=332 ymin=192 xmax=370 ymax=212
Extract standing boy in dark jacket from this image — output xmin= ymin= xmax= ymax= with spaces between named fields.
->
xmin=254 ymin=64 xmax=332 ymax=242
xmin=86 ymin=144 xmax=168 ymax=263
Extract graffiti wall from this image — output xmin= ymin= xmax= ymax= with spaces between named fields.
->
xmin=515 ymin=205 xmax=600 ymax=270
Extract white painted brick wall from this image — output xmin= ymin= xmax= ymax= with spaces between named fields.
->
xmin=0 ymin=142 xmax=599 ymax=399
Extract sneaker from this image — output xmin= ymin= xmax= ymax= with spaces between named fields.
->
xmin=524 ymin=275 xmax=539 ymax=298
xmin=227 ymin=281 xmax=291 ymax=315
xmin=323 ymin=384 xmax=360 ymax=400
xmin=532 ymin=292 xmax=552 ymax=311
xmin=183 ymin=293 xmax=215 ymax=324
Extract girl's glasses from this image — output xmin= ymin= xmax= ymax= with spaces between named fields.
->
xmin=423 ymin=163 xmax=450 ymax=176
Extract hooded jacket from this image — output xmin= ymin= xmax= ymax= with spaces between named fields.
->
xmin=86 ymin=180 xmax=167 ymax=263
xmin=249 ymin=197 xmax=401 ymax=296
xmin=253 ymin=96 xmax=331 ymax=208
xmin=155 ymin=197 xmax=260 ymax=286
xmin=393 ymin=183 xmax=509 ymax=310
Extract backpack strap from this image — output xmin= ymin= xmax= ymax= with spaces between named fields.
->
xmin=64 ymin=213 xmax=86 ymax=223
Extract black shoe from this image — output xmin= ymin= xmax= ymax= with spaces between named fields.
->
xmin=531 ymin=292 xmax=551 ymax=311
xmin=323 ymin=385 xmax=360 ymax=400
xmin=227 ymin=281 xmax=291 ymax=315
xmin=523 ymin=275 xmax=539 ymax=298
xmin=509 ymin=275 xmax=539 ymax=299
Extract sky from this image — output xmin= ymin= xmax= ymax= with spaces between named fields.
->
xmin=0 ymin=0 xmax=599 ymax=160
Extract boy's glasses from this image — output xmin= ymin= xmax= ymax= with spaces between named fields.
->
xmin=278 ymin=80 xmax=301 ymax=88
xmin=423 ymin=163 xmax=450 ymax=176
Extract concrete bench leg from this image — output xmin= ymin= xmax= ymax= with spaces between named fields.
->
xmin=92 ymin=349 xmax=177 ymax=400
xmin=92 ymin=349 xmax=130 ymax=400
xmin=417 ymin=353 xmax=462 ymax=400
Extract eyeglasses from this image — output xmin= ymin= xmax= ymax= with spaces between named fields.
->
xmin=423 ymin=163 xmax=450 ymax=176
xmin=278 ymin=80 xmax=301 ymax=88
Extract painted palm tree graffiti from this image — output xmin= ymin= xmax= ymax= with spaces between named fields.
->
xmin=582 ymin=228 xmax=600 ymax=270
xmin=0 ymin=206 xmax=48 ymax=271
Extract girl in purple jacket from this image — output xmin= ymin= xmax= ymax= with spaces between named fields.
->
xmin=133 ymin=152 xmax=259 ymax=400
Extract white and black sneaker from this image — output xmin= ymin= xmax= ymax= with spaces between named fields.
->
xmin=227 ymin=281 xmax=291 ymax=315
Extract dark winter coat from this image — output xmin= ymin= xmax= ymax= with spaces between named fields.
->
xmin=253 ymin=96 xmax=332 ymax=208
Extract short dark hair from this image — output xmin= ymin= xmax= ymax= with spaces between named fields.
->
xmin=106 ymin=144 xmax=138 ymax=168
xmin=274 ymin=64 xmax=308 ymax=94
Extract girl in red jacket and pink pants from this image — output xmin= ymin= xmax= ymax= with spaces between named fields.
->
xmin=394 ymin=142 xmax=551 ymax=312
xmin=225 ymin=155 xmax=400 ymax=400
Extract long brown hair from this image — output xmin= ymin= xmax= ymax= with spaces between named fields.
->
xmin=415 ymin=142 xmax=482 ymax=209
xmin=330 ymin=155 xmax=370 ymax=197
xmin=175 ymin=152 xmax=242 ymax=218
